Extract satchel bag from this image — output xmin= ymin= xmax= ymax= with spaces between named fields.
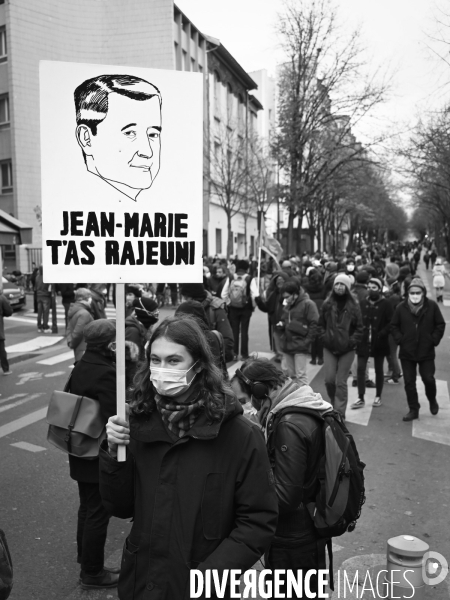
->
xmin=46 ymin=373 xmax=106 ymax=458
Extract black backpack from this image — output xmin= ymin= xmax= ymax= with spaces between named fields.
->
xmin=0 ymin=529 xmax=13 ymax=600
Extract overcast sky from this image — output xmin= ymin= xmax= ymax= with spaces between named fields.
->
xmin=176 ymin=0 xmax=450 ymax=130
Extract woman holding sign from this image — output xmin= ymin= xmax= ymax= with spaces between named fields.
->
xmin=99 ymin=315 xmax=278 ymax=599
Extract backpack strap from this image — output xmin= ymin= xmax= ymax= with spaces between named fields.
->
xmin=317 ymin=538 xmax=334 ymax=591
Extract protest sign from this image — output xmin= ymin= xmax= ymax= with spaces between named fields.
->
xmin=40 ymin=60 xmax=203 ymax=283
xmin=40 ymin=61 xmax=203 ymax=460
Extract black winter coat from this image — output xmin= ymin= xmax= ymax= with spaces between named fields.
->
xmin=356 ymin=298 xmax=393 ymax=358
xmin=0 ymin=295 xmax=13 ymax=340
xmin=280 ymin=292 xmax=319 ymax=354
xmin=318 ymin=296 xmax=363 ymax=355
xmin=68 ymin=350 xmax=116 ymax=483
xmin=99 ymin=396 xmax=278 ymax=600
xmin=390 ymin=298 xmax=446 ymax=361
xmin=266 ymin=405 xmax=324 ymax=543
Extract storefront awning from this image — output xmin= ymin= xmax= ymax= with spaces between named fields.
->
xmin=0 ymin=209 xmax=33 ymax=245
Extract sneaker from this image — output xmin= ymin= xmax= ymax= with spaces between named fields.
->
xmin=317 ymin=358 xmax=324 ymax=365
xmin=37 ymin=328 xmax=43 ymax=333
xmin=42 ymin=328 xmax=50 ymax=334
xmin=2 ymin=371 xmax=12 ymax=376
xmin=373 ymin=396 xmax=382 ymax=407
xmin=365 ymin=379 xmax=376 ymax=388
xmin=309 ymin=359 xmax=317 ymax=365
xmin=79 ymin=569 xmax=119 ymax=590
xmin=351 ymin=398 xmax=365 ymax=410
xmin=352 ymin=380 xmax=357 ymax=387
xmin=386 ymin=377 xmax=400 ymax=385
xmin=403 ymin=410 xmax=419 ymax=422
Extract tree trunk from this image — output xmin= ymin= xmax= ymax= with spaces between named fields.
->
xmin=226 ymin=212 xmax=234 ymax=257
xmin=287 ymin=209 xmax=295 ymax=255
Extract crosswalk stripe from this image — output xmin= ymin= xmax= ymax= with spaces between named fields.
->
xmin=0 ymin=407 xmax=47 ymax=439
xmin=6 ymin=336 xmax=64 ymax=353
xmin=0 ymin=393 xmax=43 ymax=414
xmin=412 ymin=379 xmax=450 ymax=446
xmin=10 ymin=441 xmax=46 ymax=452
xmin=37 ymin=351 xmax=74 ymax=365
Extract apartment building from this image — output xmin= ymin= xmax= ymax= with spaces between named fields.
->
xmin=0 ymin=0 xmax=262 ymax=271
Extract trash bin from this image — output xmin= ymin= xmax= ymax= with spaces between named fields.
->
xmin=385 ymin=535 xmax=429 ymax=599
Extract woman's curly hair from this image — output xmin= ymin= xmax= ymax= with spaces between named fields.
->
xmin=129 ymin=314 xmax=233 ymax=422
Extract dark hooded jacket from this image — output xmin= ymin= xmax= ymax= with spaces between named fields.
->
xmin=390 ymin=296 xmax=445 ymax=361
xmin=202 ymin=292 xmax=234 ymax=362
xmin=99 ymin=392 xmax=278 ymax=600
xmin=280 ymin=290 xmax=319 ymax=354
xmin=89 ymin=284 xmax=107 ymax=320
xmin=67 ymin=301 xmax=94 ymax=361
xmin=318 ymin=293 xmax=363 ymax=355
xmin=254 ymin=270 xmax=289 ymax=325
xmin=356 ymin=297 xmax=394 ymax=358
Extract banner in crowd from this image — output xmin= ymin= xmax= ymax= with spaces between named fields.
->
xmin=40 ymin=61 xmax=203 ymax=283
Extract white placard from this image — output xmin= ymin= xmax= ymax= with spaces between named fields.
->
xmin=40 ymin=60 xmax=203 ymax=283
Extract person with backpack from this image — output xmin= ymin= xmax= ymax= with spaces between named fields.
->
xmin=221 ymin=260 xmax=254 ymax=360
xmin=231 ymin=358 xmax=365 ymax=598
xmin=0 ymin=290 xmax=13 ymax=375
xmin=179 ymin=283 xmax=234 ymax=362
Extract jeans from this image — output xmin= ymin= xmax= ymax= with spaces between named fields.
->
xmin=310 ymin=334 xmax=323 ymax=362
xmin=282 ymin=352 xmax=309 ymax=386
xmin=37 ymin=296 xmax=51 ymax=330
xmin=62 ymin=302 xmax=71 ymax=329
xmin=386 ymin=335 xmax=401 ymax=379
xmin=228 ymin=307 xmax=252 ymax=357
xmin=272 ymin=328 xmax=283 ymax=357
xmin=357 ymin=354 xmax=385 ymax=398
xmin=400 ymin=359 xmax=436 ymax=411
xmin=323 ymin=348 xmax=355 ymax=417
xmin=0 ymin=339 xmax=9 ymax=372
xmin=76 ymin=482 xmax=110 ymax=575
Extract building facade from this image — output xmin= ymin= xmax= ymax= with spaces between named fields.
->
xmin=0 ymin=0 xmax=262 ymax=272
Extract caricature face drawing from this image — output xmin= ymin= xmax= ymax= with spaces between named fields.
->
xmin=74 ymin=75 xmax=162 ymax=201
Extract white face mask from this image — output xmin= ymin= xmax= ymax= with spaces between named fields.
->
xmin=409 ymin=293 xmax=423 ymax=305
xmin=347 ymin=264 xmax=355 ymax=272
xmin=150 ymin=362 xmax=198 ymax=397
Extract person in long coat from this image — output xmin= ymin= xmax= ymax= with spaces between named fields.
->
xmin=69 ymin=319 xmax=120 ymax=590
xmin=350 ymin=278 xmax=393 ymax=409
xmin=100 ymin=315 xmax=278 ymax=600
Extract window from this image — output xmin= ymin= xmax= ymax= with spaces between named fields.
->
xmin=3 ymin=245 xmax=16 ymax=261
xmin=250 ymin=236 xmax=255 ymax=257
xmin=238 ymin=95 xmax=244 ymax=129
xmin=0 ymin=94 xmax=9 ymax=125
xmin=1 ymin=160 xmax=12 ymax=193
xmin=174 ymin=42 xmax=181 ymax=70
xmin=226 ymin=84 xmax=233 ymax=121
xmin=215 ymin=228 xmax=222 ymax=255
xmin=191 ymin=57 xmax=196 ymax=72
xmin=182 ymin=50 xmax=189 ymax=71
xmin=0 ymin=28 xmax=6 ymax=62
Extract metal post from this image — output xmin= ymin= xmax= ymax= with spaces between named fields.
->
xmin=51 ymin=284 xmax=58 ymax=333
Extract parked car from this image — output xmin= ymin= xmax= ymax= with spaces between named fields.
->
xmin=2 ymin=276 xmax=26 ymax=310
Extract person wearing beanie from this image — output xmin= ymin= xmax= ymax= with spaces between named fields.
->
xmin=175 ymin=301 xmax=228 ymax=378
xmin=391 ymin=277 xmax=446 ymax=421
xmin=89 ymin=284 xmax=108 ymax=320
xmin=181 ymin=282 xmax=234 ymax=362
xmin=432 ymin=257 xmax=450 ymax=302
xmin=133 ymin=297 xmax=159 ymax=330
xmin=351 ymin=278 xmax=394 ymax=410
xmin=67 ymin=287 xmax=94 ymax=363
xmin=318 ymin=273 xmax=363 ymax=419
xmin=253 ymin=270 xmax=289 ymax=362
xmin=67 ymin=318 xmax=119 ymax=590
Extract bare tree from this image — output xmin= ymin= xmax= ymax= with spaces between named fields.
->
xmin=205 ymin=121 xmax=248 ymax=256
xmin=274 ymin=0 xmax=391 ymax=253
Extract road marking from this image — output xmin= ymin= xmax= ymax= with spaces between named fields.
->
xmin=0 ymin=393 xmax=27 ymax=406
xmin=444 ymin=299 xmax=450 ymax=307
xmin=16 ymin=372 xmax=42 ymax=386
xmin=6 ymin=316 xmax=65 ymax=326
xmin=0 ymin=407 xmax=47 ymax=439
xmin=37 ymin=351 xmax=73 ymax=365
xmin=6 ymin=336 xmax=63 ymax=353
xmin=412 ymin=379 xmax=450 ymax=446
xmin=10 ymin=441 xmax=46 ymax=452
xmin=44 ymin=370 xmax=67 ymax=378
xmin=0 ymin=393 xmax=43 ymax=414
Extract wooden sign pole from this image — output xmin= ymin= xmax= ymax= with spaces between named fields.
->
xmin=115 ymin=283 xmax=127 ymax=462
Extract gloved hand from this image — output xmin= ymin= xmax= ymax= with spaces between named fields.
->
xmin=250 ymin=277 xmax=260 ymax=299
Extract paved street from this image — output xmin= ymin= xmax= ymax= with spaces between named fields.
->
xmin=1 ymin=279 xmax=450 ymax=599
